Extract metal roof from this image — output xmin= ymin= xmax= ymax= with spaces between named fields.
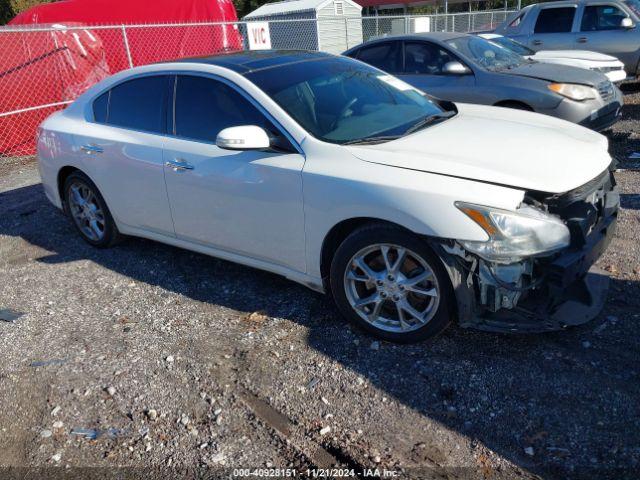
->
xmin=173 ymin=50 xmax=335 ymax=74
xmin=244 ymin=0 xmax=361 ymax=18
xmin=343 ymin=31 xmax=468 ymax=55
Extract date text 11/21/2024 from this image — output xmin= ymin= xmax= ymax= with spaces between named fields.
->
xmin=232 ymin=468 xmax=401 ymax=477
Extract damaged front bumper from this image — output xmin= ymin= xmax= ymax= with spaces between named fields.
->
xmin=440 ymin=167 xmax=620 ymax=333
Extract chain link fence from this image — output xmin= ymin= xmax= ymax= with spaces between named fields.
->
xmin=0 ymin=10 xmax=515 ymax=159
xmin=359 ymin=10 xmax=513 ymax=40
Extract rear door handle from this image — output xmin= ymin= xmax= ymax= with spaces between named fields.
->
xmin=532 ymin=39 xmax=543 ymax=46
xmin=577 ymin=37 xmax=588 ymax=43
xmin=165 ymin=159 xmax=194 ymax=171
xmin=80 ymin=144 xmax=103 ymax=154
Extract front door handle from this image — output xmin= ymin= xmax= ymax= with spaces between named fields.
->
xmin=80 ymin=144 xmax=103 ymax=154
xmin=532 ymin=39 xmax=543 ymax=46
xmin=577 ymin=37 xmax=588 ymax=43
xmin=165 ymin=159 xmax=194 ymax=171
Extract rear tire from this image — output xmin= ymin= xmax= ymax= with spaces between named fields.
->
xmin=330 ymin=224 xmax=454 ymax=343
xmin=64 ymin=171 xmax=121 ymax=248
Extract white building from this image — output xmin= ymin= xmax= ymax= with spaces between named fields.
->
xmin=244 ymin=0 xmax=363 ymax=54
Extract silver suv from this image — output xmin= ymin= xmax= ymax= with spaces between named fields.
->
xmin=495 ymin=0 xmax=640 ymax=79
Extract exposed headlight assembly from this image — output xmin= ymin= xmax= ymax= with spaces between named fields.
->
xmin=548 ymin=83 xmax=597 ymax=101
xmin=455 ymin=202 xmax=570 ymax=263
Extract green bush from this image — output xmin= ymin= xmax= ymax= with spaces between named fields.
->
xmin=0 ymin=0 xmax=15 ymax=25
xmin=1 ymin=0 xmax=56 ymax=25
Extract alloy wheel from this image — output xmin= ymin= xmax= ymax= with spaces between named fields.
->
xmin=343 ymin=243 xmax=440 ymax=333
xmin=68 ymin=181 xmax=106 ymax=242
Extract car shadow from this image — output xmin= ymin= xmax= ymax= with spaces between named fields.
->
xmin=604 ymin=130 xmax=640 ymax=164
xmin=621 ymin=193 xmax=640 ymax=210
xmin=603 ymin=101 xmax=640 ymax=163
xmin=1 ymin=182 xmax=638 ymax=479
xmin=620 ymin=103 xmax=640 ymax=118
xmin=620 ymin=82 xmax=640 ymax=96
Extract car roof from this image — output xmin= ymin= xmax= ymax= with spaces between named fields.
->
xmin=171 ymin=49 xmax=335 ymax=74
xmin=532 ymin=0 xmax=576 ymax=5
xmin=526 ymin=0 xmax=609 ymax=7
xmin=363 ymin=31 xmax=468 ymax=44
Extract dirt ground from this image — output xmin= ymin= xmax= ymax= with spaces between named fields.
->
xmin=0 ymin=85 xmax=639 ymax=480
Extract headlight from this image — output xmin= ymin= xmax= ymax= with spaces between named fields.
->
xmin=455 ymin=202 xmax=570 ymax=263
xmin=548 ymin=83 xmax=597 ymax=101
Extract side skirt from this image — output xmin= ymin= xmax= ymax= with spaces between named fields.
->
xmin=117 ymin=224 xmax=326 ymax=294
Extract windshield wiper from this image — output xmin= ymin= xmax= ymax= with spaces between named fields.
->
xmin=342 ymin=135 xmax=402 ymax=146
xmin=498 ymin=62 xmax=526 ymax=71
xmin=403 ymin=111 xmax=457 ymax=136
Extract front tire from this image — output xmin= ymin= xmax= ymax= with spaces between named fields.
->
xmin=64 ymin=171 xmax=121 ymax=248
xmin=330 ymin=224 xmax=454 ymax=343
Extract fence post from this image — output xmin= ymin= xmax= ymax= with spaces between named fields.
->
xmin=344 ymin=17 xmax=349 ymax=49
xmin=121 ymin=25 xmax=134 ymax=68
xmin=490 ymin=12 xmax=494 ymax=29
xmin=405 ymin=15 xmax=410 ymax=34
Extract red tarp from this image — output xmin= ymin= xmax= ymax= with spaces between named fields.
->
xmin=10 ymin=0 xmax=240 ymax=26
xmin=1 ymin=0 xmax=242 ymax=156
xmin=8 ymin=0 xmax=244 ymax=67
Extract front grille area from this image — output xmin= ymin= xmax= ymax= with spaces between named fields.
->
xmin=597 ymin=80 xmax=615 ymax=101
xmin=525 ymin=166 xmax=618 ymax=247
xmin=594 ymin=66 xmax=619 ymax=74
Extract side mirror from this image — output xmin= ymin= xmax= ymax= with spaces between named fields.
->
xmin=216 ymin=125 xmax=270 ymax=151
xmin=621 ymin=17 xmax=635 ymax=29
xmin=443 ymin=61 xmax=471 ymax=75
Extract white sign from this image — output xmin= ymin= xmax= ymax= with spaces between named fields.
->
xmin=378 ymin=75 xmax=417 ymax=92
xmin=247 ymin=22 xmax=272 ymax=50
xmin=413 ymin=17 xmax=431 ymax=33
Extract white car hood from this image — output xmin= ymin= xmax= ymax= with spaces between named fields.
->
xmin=533 ymin=49 xmax=621 ymax=64
xmin=346 ymin=103 xmax=611 ymax=194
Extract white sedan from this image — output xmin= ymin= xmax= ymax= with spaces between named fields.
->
xmin=37 ymin=51 xmax=619 ymax=341
xmin=480 ymin=33 xmax=627 ymax=83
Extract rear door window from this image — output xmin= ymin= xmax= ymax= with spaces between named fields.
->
xmin=534 ymin=7 xmax=577 ymax=33
xmin=355 ymin=41 xmax=402 ymax=73
xmin=106 ymin=75 xmax=170 ymax=134
xmin=173 ymin=75 xmax=276 ymax=144
xmin=581 ymin=5 xmax=628 ymax=31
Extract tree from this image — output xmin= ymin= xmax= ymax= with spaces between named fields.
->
xmin=1 ymin=0 xmax=56 ymax=25
xmin=11 ymin=0 xmax=54 ymax=12
xmin=233 ymin=0 xmax=268 ymax=19
xmin=0 ymin=0 xmax=16 ymax=24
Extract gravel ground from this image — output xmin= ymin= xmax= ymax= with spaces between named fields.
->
xmin=0 ymin=86 xmax=639 ymax=480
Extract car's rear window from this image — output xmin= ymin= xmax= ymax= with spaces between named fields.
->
xmin=534 ymin=7 xmax=576 ymax=33
xmin=93 ymin=75 xmax=170 ymax=134
xmin=354 ymin=42 xmax=402 ymax=74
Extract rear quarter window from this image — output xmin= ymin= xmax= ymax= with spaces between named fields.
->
xmin=93 ymin=91 xmax=109 ymax=123
xmin=507 ymin=12 xmax=525 ymax=30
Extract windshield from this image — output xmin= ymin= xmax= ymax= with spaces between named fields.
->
xmin=446 ymin=36 xmax=529 ymax=72
xmin=246 ymin=57 xmax=446 ymax=144
xmin=488 ymin=36 xmax=535 ymax=57
xmin=623 ymin=0 xmax=640 ymax=16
